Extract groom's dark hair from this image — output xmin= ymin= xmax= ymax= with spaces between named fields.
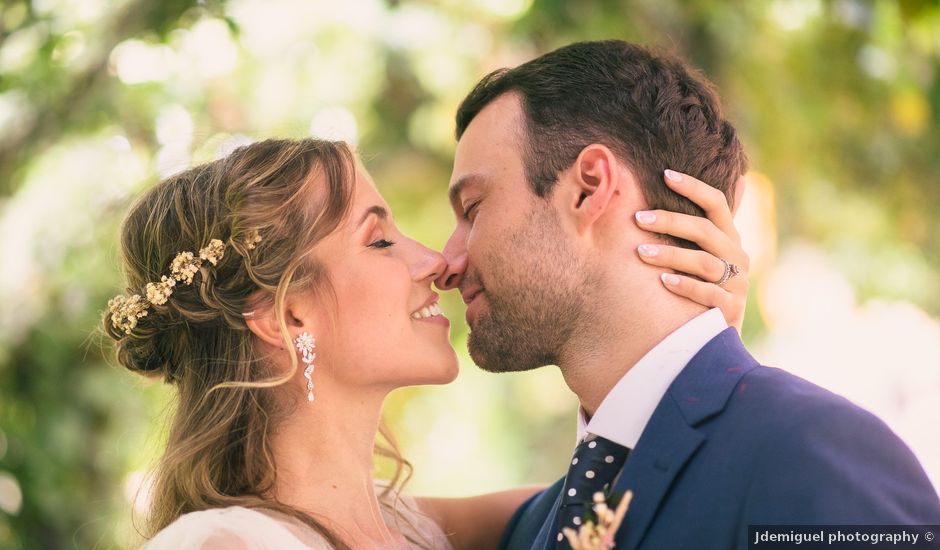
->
xmin=456 ymin=40 xmax=748 ymax=239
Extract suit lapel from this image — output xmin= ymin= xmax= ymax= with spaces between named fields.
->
xmin=501 ymin=477 xmax=564 ymax=550
xmin=533 ymin=487 xmax=564 ymax=550
xmin=613 ymin=397 xmax=704 ymax=550
xmin=613 ymin=328 xmax=759 ymax=550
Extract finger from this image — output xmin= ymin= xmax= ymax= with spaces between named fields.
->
xmin=634 ymin=210 xmax=735 ymax=259
xmin=659 ymin=272 xmax=745 ymax=330
xmin=637 ymin=243 xmax=729 ymax=283
xmin=663 ymin=169 xmax=740 ymax=243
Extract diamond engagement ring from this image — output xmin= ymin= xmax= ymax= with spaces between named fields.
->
xmin=715 ymin=258 xmax=741 ymax=287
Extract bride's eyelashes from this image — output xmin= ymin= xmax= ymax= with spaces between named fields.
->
xmin=369 ymin=238 xmax=396 ymax=249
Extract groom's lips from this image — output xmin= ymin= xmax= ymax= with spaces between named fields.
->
xmin=462 ymin=288 xmax=484 ymax=327
xmin=461 ymin=287 xmax=482 ymax=305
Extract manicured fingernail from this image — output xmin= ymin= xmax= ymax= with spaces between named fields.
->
xmin=635 ymin=211 xmax=656 ymax=224
xmin=661 ymin=273 xmax=681 ymax=285
xmin=638 ymin=244 xmax=659 ymax=257
xmin=664 ymin=169 xmax=682 ymax=183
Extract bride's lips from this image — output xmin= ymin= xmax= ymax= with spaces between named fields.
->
xmin=410 ymin=295 xmax=450 ymax=328
xmin=417 ymin=312 xmax=450 ymax=327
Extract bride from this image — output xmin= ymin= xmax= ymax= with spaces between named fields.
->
xmin=103 ymin=138 xmax=747 ymax=549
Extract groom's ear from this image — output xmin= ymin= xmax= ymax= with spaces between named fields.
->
xmin=560 ymin=144 xmax=624 ymax=235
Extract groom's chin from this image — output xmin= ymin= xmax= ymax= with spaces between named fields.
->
xmin=468 ymin=332 xmax=544 ymax=374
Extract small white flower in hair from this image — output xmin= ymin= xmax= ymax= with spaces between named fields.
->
xmin=145 ymin=276 xmax=177 ymax=305
xmin=246 ymin=230 xmax=262 ymax=250
xmin=108 ymin=294 xmax=149 ymax=334
xmin=170 ymin=251 xmax=200 ymax=284
xmin=198 ymin=238 xmax=225 ymax=266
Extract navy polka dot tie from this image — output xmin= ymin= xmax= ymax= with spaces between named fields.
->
xmin=554 ymin=435 xmax=630 ymax=549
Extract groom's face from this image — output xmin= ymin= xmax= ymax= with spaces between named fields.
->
xmin=437 ymin=93 xmax=586 ymax=373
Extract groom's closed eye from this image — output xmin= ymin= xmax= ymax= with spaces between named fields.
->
xmin=462 ymin=200 xmax=481 ymax=222
xmin=448 ymin=172 xmax=487 ymax=219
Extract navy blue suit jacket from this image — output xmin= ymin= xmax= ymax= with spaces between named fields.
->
xmin=500 ymin=328 xmax=940 ymax=550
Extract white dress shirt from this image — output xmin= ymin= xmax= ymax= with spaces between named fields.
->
xmin=576 ymin=307 xmax=728 ymax=449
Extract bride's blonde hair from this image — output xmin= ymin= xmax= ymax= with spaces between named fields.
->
xmin=103 ymin=138 xmax=414 ymax=548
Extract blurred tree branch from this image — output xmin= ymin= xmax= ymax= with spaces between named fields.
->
xmin=0 ymin=0 xmax=208 ymax=196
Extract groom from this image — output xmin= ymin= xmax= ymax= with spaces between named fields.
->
xmin=435 ymin=40 xmax=940 ymax=549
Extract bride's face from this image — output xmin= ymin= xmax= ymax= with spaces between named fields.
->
xmin=310 ymin=167 xmax=459 ymax=389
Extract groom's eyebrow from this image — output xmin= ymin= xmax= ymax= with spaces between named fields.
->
xmin=448 ymin=173 xmax=485 ymax=208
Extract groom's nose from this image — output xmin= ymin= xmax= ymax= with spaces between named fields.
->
xmin=435 ymin=230 xmax=467 ymax=291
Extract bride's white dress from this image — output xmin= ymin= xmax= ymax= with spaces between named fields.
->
xmin=141 ymin=484 xmax=454 ymax=549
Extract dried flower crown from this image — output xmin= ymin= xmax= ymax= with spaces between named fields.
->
xmin=108 ymin=233 xmax=260 ymax=335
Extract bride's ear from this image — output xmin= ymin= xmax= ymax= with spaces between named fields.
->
xmin=560 ymin=144 xmax=623 ymax=234
xmin=244 ymin=293 xmax=312 ymax=349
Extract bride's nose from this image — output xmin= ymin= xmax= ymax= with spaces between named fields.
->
xmin=410 ymin=243 xmax=448 ymax=283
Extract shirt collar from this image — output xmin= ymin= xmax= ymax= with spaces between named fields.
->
xmin=576 ymin=308 xmax=728 ymax=448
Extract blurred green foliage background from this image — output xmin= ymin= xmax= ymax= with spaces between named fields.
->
xmin=1 ymin=0 xmax=939 ymax=547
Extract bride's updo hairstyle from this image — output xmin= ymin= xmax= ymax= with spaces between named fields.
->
xmin=102 ymin=138 xmax=406 ymax=547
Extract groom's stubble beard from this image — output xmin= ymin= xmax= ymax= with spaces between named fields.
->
xmin=467 ymin=206 xmax=590 ymax=373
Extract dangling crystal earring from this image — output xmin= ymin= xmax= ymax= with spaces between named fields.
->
xmin=294 ymin=332 xmax=316 ymax=402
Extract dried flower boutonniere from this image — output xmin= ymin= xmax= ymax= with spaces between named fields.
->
xmin=562 ymin=490 xmax=633 ymax=550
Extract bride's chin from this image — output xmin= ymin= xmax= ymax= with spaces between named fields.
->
xmin=416 ymin=358 xmax=461 ymax=386
xmin=440 ymin=362 xmax=460 ymax=384
xmin=393 ymin=373 xmax=458 ymax=390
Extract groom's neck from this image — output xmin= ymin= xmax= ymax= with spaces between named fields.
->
xmin=558 ymin=274 xmax=707 ymax=418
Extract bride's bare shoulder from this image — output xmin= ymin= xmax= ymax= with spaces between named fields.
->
xmin=141 ymin=506 xmax=331 ymax=550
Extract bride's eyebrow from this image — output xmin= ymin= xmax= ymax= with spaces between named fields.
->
xmin=356 ymin=205 xmax=388 ymax=228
